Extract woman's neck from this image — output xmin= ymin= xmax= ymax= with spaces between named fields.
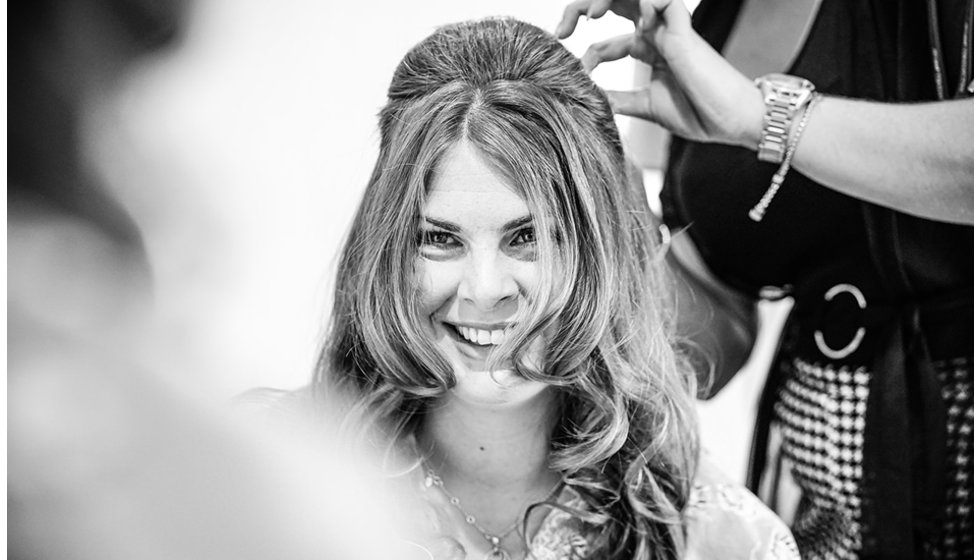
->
xmin=415 ymin=387 xmax=563 ymax=557
xmin=418 ymin=387 xmax=559 ymax=491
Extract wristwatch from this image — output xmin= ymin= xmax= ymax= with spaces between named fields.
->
xmin=755 ymin=73 xmax=816 ymax=164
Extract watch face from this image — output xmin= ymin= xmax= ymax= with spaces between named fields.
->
xmin=763 ymin=73 xmax=815 ymax=93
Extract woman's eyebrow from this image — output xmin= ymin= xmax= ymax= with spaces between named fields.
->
xmin=501 ymin=215 xmax=533 ymax=232
xmin=422 ymin=217 xmax=460 ymax=232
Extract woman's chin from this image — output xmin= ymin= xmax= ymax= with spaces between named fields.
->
xmin=449 ymin=358 xmax=518 ymax=384
xmin=445 ymin=363 xmax=554 ymax=409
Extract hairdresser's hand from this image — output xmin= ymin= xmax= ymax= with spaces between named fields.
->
xmin=556 ymin=0 xmax=764 ymax=149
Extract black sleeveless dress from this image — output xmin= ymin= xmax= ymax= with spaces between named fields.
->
xmin=661 ymin=1 xmax=973 ymax=558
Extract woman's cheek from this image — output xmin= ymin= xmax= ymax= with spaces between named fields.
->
xmin=416 ymin=259 xmax=460 ymax=314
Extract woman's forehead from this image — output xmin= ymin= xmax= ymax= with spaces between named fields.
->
xmin=423 ymin=141 xmax=531 ymax=229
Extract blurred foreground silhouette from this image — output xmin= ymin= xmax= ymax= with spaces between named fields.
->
xmin=8 ymin=2 xmax=410 ymax=558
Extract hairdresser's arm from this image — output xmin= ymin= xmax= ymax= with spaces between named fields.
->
xmin=557 ymin=0 xmax=975 ymax=225
xmin=763 ymin=97 xmax=973 ymax=225
xmin=667 ymin=229 xmax=759 ymax=398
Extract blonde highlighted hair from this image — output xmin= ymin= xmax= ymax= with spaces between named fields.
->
xmin=313 ymin=17 xmax=698 ymax=559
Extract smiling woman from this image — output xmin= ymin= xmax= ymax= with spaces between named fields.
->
xmin=258 ymin=16 xmax=800 ymax=560
xmin=418 ymin=141 xmax=543 ymax=396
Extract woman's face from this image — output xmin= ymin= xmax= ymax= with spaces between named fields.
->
xmin=416 ymin=140 xmax=550 ymax=407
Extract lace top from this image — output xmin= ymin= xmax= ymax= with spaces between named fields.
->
xmin=475 ymin=458 xmax=799 ymax=560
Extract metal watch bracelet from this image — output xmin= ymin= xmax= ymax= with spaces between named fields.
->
xmin=756 ymin=74 xmax=816 ymax=164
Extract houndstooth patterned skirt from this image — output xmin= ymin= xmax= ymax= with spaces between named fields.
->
xmin=774 ymin=357 xmax=973 ymax=559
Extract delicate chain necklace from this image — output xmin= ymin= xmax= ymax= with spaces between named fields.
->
xmin=421 ymin=462 xmax=564 ymax=560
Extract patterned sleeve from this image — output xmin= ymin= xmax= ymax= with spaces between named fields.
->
xmin=683 ymin=460 xmax=800 ymax=560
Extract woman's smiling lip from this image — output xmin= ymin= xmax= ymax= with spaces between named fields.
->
xmin=444 ymin=320 xmax=515 ymax=330
xmin=440 ymin=320 xmax=514 ymax=348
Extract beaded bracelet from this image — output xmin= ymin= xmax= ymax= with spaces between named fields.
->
xmin=749 ymin=93 xmax=823 ymax=222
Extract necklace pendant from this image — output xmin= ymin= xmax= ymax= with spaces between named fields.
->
xmin=485 ymin=547 xmax=511 ymax=560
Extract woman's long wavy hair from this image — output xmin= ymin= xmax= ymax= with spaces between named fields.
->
xmin=312 ymin=17 xmax=698 ymax=560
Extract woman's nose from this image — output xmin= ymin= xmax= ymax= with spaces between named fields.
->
xmin=458 ymin=249 xmax=519 ymax=311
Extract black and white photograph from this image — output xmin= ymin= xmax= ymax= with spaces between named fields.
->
xmin=8 ymin=0 xmax=974 ymax=558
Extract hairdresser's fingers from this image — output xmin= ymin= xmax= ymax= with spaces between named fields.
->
xmin=606 ymin=89 xmax=655 ymax=121
xmin=581 ymin=31 xmax=663 ymax=72
xmin=636 ymin=0 xmax=657 ymax=31
xmin=637 ymin=0 xmax=693 ymax=36
xmin=581 ymin=34 xmax=633 ymax=72
xmin=555 ymin=0 xmax=652 ymax=38
xmin=606 ymin=0 xmax=644 ymax=22
xmin=606 ymin=80 xmax=703 ymax=141
xmin=556 ymin=0 xmax=614 ymax=38
xmin=655 ymin=0 xmax=693 ymax=25
xmin=607 ymin=86 xmax=699 ymax=140
xmin=626 ymin=0 xmax=695 ymax=72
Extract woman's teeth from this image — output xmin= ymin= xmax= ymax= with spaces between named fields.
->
xmin=455 ymin=326 xmax=508 ymax=346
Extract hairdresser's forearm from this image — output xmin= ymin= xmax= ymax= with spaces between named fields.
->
xmin=741 ymin=97 xmax=974 ymax=224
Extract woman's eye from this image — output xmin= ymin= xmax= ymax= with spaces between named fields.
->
xmin=506 ymin=227 xmax=538 ymax=261
xmin=511 ymin=227 xmax=536 ymax=246
xmin=423 ymin=231 xmax=455 ymax=246
xmin=419 ymin=231 xmax=462 ymax=260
